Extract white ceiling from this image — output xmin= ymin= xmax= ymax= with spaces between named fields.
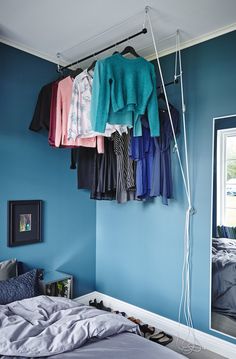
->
xmin=0 ymin=0 xmax=236 ymax=68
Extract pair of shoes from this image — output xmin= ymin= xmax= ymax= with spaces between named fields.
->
xmin=149 ymin=331 xmax=173 ymax=346
xmin=89 ymin=299 xmax=98 ymax=308
xmin=89 ymin=299 xmax=112 ymax=312
xmin=139 ymin=324 xmax=155 ymax=337
xmin=127 ymin=317 xmax=155 ymax=337
xmin=97 ymin=300 xmax=112 ymax=312
xmin=113 ymin=310 xmax=127 ymax=317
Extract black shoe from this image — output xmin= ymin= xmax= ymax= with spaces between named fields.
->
xmin=149 ymin=332 xmax=173 ymax=346
xmin=89 ymin=299 xmax=98 ymax=308
xmin=139 ymin=324 xmax=155 ymax=337
xmin=97 ymin=300 xmax=112 ymax=312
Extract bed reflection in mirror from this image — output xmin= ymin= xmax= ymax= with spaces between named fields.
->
xmin=211 ymin=114 xmax=236 ymax=338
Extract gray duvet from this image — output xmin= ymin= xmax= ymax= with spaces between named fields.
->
xmin=0 ymin=296 xmax=139 ymax=357
xmin=0 ymin=333 xmax=186 ymax=359
xmin=43 ymin=332 xmax=186 ymax=359
xmin=212 ymin=238 xmax=236 ymax=318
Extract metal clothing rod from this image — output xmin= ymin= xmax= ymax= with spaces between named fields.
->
xmin=58 ymin=28 xmax=147 ymax=72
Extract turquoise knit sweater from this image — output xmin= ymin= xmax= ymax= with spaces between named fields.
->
xmin=90 ymin=53 xmax=160 ymax=137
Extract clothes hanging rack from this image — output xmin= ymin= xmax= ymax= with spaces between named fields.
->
xmin=57 ymin=28 xmax=148 ymax=72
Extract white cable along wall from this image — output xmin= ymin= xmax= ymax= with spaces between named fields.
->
xmin=145 ymin=6 xmax=201 ymax=355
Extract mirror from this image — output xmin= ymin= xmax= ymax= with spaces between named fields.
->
xmin=211 ymin=114 xmax=236 ymax=338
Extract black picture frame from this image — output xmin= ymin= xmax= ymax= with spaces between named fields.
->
xmin=8 ymin=200 xmax=42 ymax=247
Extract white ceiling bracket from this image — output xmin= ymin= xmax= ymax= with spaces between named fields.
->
xmin=56 ymin=52 xmax=62 ymax=73
xmin=143 ymin=5 xmax=150 ymax=30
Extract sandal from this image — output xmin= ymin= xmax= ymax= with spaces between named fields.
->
xmin=149 ymin=331 xmax=173 ymax=346
xmin=127 ymin=318 xmax=155 ymax=337
xmin=150 ymin=331 xmax=165 ymax=339
xmin=139 ymin=324 xmax=155 ymax=336
xmin=128 ymin=317 xmax=142 ymax=324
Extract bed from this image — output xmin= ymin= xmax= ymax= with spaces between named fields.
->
xmin=212 ymin=237 xmax=236 ymax=318
xmin=0 ymin=295 xmax=186 ymax=358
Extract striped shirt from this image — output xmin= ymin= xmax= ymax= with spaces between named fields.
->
xmin=113 ymin=131 xmax=135 ymax=203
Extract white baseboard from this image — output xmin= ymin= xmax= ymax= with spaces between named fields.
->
xmin=75 ymin=291 xmax=236 ymax=359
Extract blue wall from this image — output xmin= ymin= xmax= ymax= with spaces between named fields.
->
xmin=0 ymin=43 xmax=96 ymax=296
xmin=1 ymin=29 xmax=236 ymax=344
xmin=96 ymin=31 xmax=236 ymax=343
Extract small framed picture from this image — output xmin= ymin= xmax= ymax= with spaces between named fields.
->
xmin=8 ymin=200 xmax=42 ymax=247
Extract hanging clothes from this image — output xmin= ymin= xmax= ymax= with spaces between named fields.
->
xmin=150 ymin=105 xmax=180 ymax=205
xmin=113 ymin=131 xmax=136 ymax=203
xmin=67 ymin=69 xmax=127 ymax=140
xmin=29 ymin=45 xmax=180 ymax=206
xmin=72 ymin=132 xmax=135 ymax=203
xmin=129 ymin=117 xmax=155 ymax=200
xmin=48 ymin=81 xmax=59 ymax=146
xmin=55 ymin=76 xmax=104 ymax=153
xmin=90 ymin=53 xmax=160 ymax=137
xmin=29 ymin=82 xmax=52 ymax=131
xmin=67 ymin=69 xmax=94 ymax=140
xmin=90 ymin=138 xmax=117 ymax=200
xmin=70 ymin=147 xmax=96 ymax=190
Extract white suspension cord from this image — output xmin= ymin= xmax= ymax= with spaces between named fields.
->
xmin=145 ymin=7 xmax=201 ymax=354
xmin=145 ymin=7 xmax=190 ymax=205
xmin=175 ymin=31 xmax=201 ymax=354
xmin=176 ymin=31 xmax=191 ymax=197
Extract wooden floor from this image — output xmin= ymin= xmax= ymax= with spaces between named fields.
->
xmin=168 ymin=337 xmax=227 ymax=359
xmin=211 ymin=311 xmax=236 ymax=338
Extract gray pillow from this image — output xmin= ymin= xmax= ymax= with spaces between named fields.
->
xmin=0 ymin=269 xmax=38 ymax=305
xmin=0 ymin=259 xmax=17 ymax=281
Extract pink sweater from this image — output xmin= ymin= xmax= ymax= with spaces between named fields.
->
xmin=55 ymin=76 xmax=104 ymax=153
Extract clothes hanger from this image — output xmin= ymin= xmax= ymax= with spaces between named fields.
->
xmin=158 ymin=87 xmax=173 ymax=110
xmin=158 ymin=84 xmax=165 ymax=100
xmin=119 ymin=45 xmax=140 ymax=58
xmin=112 ymin=43 xmax=120 ymax=55
xmin=158 ymin=90 xmax=165 ymax=101
xmin=87 ymin=60 xmax=97 ymax=72
xmin=113 ymin=37 xmax=140 ymax=58
xmin=87 ymin=54 xmax=98 ymax=72
xmin=70 ymin=67 xmax=83 ymax=79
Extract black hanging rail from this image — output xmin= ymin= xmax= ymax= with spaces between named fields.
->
xmin=58 ymin=27 xmax=148 ymax=72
